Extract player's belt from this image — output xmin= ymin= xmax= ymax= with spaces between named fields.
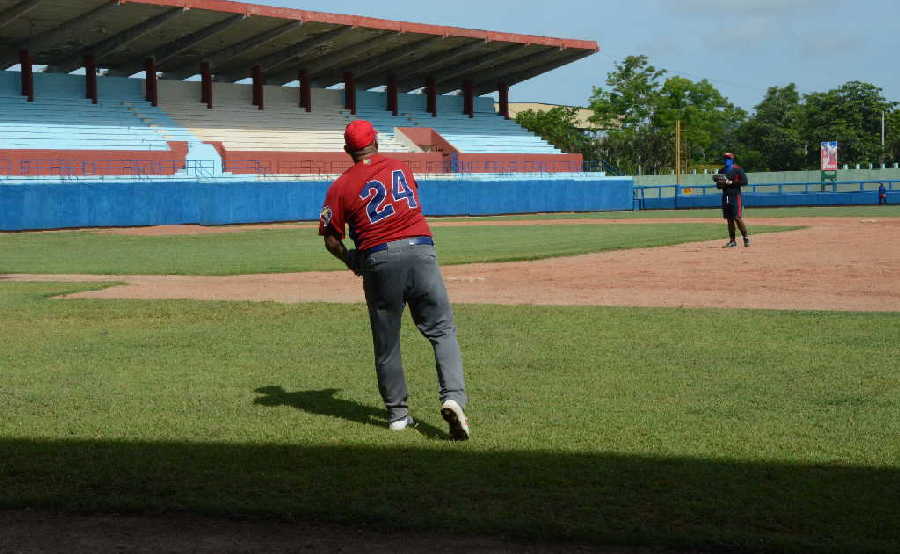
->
xmin=364 ymin=236 xmax=434 ymax=254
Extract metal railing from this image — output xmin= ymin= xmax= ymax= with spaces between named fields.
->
xmin=223 ymin=158 xmax=613 ymax=176
xmin=5 ymin=159 xmax=184 ymax=177
xmin=184 ymin=159 xmax=217 ymax=178
xmin=451 ymin=159 xmax=580 ymax=174
xmin=633 ymin=180 xmax=899 ymax=210
xmin=1 ymin=157 xmax=622 ymax=180
xmin=635 ymin=180 xmax=900 ymax=199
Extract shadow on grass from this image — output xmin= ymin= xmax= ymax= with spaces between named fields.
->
xmin=253 ymin=386 xmax=446 ymax=440
xmin=1 ymin=439 xmax=897 ymax=554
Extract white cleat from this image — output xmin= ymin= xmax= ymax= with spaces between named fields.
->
xmin=389 ymin=415 xmax=415 ymax=431
xmin=440 ymin=400 xmax=470 ymax=441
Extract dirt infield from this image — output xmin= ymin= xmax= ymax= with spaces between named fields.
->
xmin=6 ymin=217 xmax=900 ymax=312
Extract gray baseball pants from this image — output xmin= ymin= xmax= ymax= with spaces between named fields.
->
xmin=361 ymin=238 xmax=467 ymax=422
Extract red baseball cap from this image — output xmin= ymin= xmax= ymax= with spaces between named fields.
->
xmin=345 ymin=120 xmax=378 ymax=151
xmin=723 ymin=152 xmax=735 ymax=159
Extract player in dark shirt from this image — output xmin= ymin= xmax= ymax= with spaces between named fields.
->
xmin=714 ymin=153 xmax=751 ymax=248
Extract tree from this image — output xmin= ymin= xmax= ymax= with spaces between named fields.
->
xmin=653 ymin=76 xmax=746 ymax=165
xmin=589 ymin=55 xmax=666 ymax=131
xmin=886 ymin=109 xmax=900 ymax=163
xmin=737 ymin=84 xmax=806 ymax=171
xmin=564 ymin=58 xmax=899 ymax=174
xmin=801 ymin=81 xmax=897 ymax=167
xmin=515 ymin=106 xmax=596 ymax=159
xmin=588 ymin=55 xmax=742 ymax=174
xmin=588 ymin=55 xmax=669 ymax=174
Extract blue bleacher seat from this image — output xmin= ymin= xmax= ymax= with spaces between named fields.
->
xmin=1 ymin=71 xmax=556 ymax=160
xmin=0 ymin=73 xmax=201 ymax=152
xmin=353 ymin=90 xmax=560 ymax=154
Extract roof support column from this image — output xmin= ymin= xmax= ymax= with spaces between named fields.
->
xmin=201 ymin=62 xmax=213 ymax=109
xmin=299 ymin=71 xmax=311 ymax=112
xmin=145 ymin=58 xmax=158 ymax=106
xmin=252 ymin=65 xmax=264 ymax=110
xmin=85 ymin=55 xmax=98 ymax=105
xmin=387 ymin=77 xmax=398 ymax=116
xmin=498 ymin=82 xmax=510 ymax=119
xmin=343 ymin=72 xmax=356 ymax=116
xmin=463 ymin=80 xmax=474 ymax=118
xmin=426 ymin=78 xmax=437 ymax=117
xmin=19 ymin=49 xmax=33 ymax=102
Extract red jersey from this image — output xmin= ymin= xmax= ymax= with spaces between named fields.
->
xmin=318 ymin=154 xmax=432 ymax=251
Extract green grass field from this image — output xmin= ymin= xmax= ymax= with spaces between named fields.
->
xmin=0 ymin=223 xmax=796 ymax=275
xmin=1 ymin=209 xmax=897 ymax=553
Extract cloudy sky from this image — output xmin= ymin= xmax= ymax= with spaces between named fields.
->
xmin=251 ymin=0 xmax=900 ymax=112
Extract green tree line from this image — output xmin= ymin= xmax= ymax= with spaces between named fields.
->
xmin=516 ymin=55 xmax=900 ymax=174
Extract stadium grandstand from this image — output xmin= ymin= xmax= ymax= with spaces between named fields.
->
xmin=0 ymin=0 xmax=638 ymax=232
xmin=0 ymin=0 xmax=598 ymax=177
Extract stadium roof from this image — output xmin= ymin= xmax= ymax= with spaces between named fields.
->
xmin=0 ymin=0 xmax=599 ymax=95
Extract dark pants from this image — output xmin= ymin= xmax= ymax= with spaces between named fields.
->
xmin=361 ymin=239 xmax=467 ymax=421
xmin=722 ymin=193 xmax=743 ymax=220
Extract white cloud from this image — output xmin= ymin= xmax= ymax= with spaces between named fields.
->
xmin=656 ymin=0 xmax=839 ymax=17
xmin=795 ymin=29 xmax=865 ymax=58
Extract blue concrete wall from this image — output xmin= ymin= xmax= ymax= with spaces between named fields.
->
xmin=0 ymin=71 xmax=19 ymax=96
xmin=0 ymin=177 xmax=634 ymax=231
xmin=2 ymin=72 xmax=147 ymax=101
xmin=32 ymin=73 xmax=85 ymax=99
xmin=398 ymin=92 xmax=427 ymax=113
xmin=420 ymin=178 xmax=632 ymax=216
xmin=97 ymin=76 xmax=144 ymax=101
xmin=355 ymin=89 xmax=495 ymax=114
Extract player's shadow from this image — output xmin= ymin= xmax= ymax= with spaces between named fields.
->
xmin=253 ymin=386 xmax=446 ymax=440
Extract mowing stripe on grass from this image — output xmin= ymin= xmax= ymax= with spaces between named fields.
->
xmin=0 ymin=223 xmax=797 ymax=276
xmin=1 ymin=283 xmax=897 ymax=553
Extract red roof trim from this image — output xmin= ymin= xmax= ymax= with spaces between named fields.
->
xmin=121 ymin=0 xmax=599 ymax=51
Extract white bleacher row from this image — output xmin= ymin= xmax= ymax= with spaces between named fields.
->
xmin=0 ymin=71 xmax=560 ymax=155
xmin=153 ymin=81 xmax=415 ymax=153
xmin=353 ymin=91 xmax=560 ymax=154
xmin=0 ymin=95 xmax=176 ymax=151
xmin=345 ymin=110 xmax=559 ymax=154
xmin=401 ymin=114 xmax=560 ymax=154
xmin=156 ymin=106 xmax=415 ymax=152
xmin=152 ymin=80 xmax=557 ymax=154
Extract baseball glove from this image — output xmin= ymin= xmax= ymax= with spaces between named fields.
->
xmin=713 ymin=174 xmax=732 ymax=189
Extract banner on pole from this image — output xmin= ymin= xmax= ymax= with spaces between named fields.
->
xmin=821 ymin=141 xmax=839 ymax=171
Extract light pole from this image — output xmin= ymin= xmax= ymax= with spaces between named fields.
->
xmin=674 ymin=120 xmax=682 ymax=185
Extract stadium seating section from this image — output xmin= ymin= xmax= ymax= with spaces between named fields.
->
xmin=0 ymin=73 xmax=194 ymax=151
xmin=355 ymin=91 xmax=560 ymax=154
xmin=0 ymin=71 xmax=575 ymax=176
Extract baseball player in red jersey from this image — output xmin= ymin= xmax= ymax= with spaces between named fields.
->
xmin=318 ymin=120 xmax=470 ymax=440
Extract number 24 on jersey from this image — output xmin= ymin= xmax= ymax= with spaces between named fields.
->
xmin=359 ymin=169 xmax=418 ymax=224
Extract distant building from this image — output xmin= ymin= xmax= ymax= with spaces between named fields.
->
xmin=499 ymin=102 xmax=601 ymax=131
